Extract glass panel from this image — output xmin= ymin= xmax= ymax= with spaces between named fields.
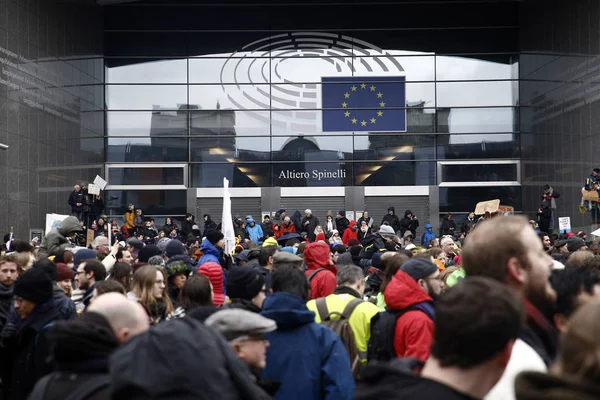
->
xmin=435 ymin=55 xmax=518 ymax=81
xmin=441 ymin=163 xmax=517 ymax=182
xmin=105 ymin=190 xmax=187 ymax=216
xmin=272 ymin=135 xmax=352 ymax=162
xmin=108 ymin=167 xmax=185 ymax=185
xmin=106 ymin=59 xmax=187 ymax=84
xmin=107 ymin=111 xmax=188 ymax=137
xmin=273 ymin=162 xmax=352 ymax=187
xmin=437 ymin=134 xmax=519 ymax=159
xmin=439 ymin=186 xmax=522 ymax=213
xmin=106 ymin=137 xmax=188 ymax=162
xmin=439 ymin=107 xmax=517 ymax=133
xmin=80 ymin=111 xmax=104 ymax=137
xmin=189 ymin=84 xmax=271 ymax=110
xmin=106 ymin=85 xmax=188 ymax=110
xmin=191 ymin=137 xmax=271 ymax=162
xmin=354 ymin=135 xmax=435 ymax=161
xmin=190 ymin=110 xmax=269 ymax=136
xmin=437 ymin=81 xmax=517 ymax=107
xmin=354 ymin=55 xmax=435 ymax=82
xmin=189 ymin=57 xmax=271 ymax=84
xmin=191 ymin=163 xmax=271 ymax=187
xmin=354 ymin=161 xmax=435 ymax=186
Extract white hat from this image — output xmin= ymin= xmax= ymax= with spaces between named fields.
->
xmin=379 ymin=225 xmax=395 ymax=238
xmin=405 ymin=244 xmax=417 ymax=251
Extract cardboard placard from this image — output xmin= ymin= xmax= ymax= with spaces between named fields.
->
xmin=87 ymin=183 xmax=100 ymax=195
xmin=93 ymin=175 xmax=107 ymax=190
xmin=86 ymin=229 xmax=95 ymax=247
xmin=474 ymin=199 xmax=500 ymax=215
xmin=582 ymin=189 xmax=599 ymax=202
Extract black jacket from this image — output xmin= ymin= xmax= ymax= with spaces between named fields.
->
xmin=261 ymin=222 xmax=274 ymax=238
xmin=67 ymin=190 xmax=84 ymax=213
xmin=182 ymin=219 xmax=195 ymax=238
xmin=203 ymin=216 xmax=218 ymax=237
xmin=301 ymin=215 xmax=320 ymax=242
xmin=89 ymin=197 xmax=104 ymax=217
xmin=0 ymin=283 xmax=12 ymax=333
xmin=0 ymin=301 xmax=62 ymax=400
xmin=440 ymin=219 xmax=457 ymax=237
xmin=399 ymin=211 xmax=419 ymax=237
xmin=461 ymin=217 xmax=475 ymax=234
xmin=335 ymin=216 xmax=350 ymax=237
xmin=381 ymin=207 xmax=400 ymax=233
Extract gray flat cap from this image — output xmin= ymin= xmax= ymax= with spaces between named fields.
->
xmin=205 ymin=309 xmax=277 ymax=342
xmin=273 ymin=251 xmax=303 ymax=266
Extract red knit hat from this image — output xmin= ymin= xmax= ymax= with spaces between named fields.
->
xmin=315 ymin=232 xmax=326 ymax=242
xmin=197 ymin=262 xmax=226 ymax=306
xmin=56 ymin=263 xmax=74 ymax=281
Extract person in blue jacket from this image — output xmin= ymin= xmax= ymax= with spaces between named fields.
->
xmin=421 ymin=224 xmax=437 ymax=248
xmin=259 ymin=265 xmax=354 ymax=400
xmin=246 ymin=218 xmax=264 ymax=243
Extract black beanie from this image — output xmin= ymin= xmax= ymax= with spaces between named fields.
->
xmin=206 ymin=231 xmax=224 ymax=246
xmin=226 ymin=267 xmax=265 ymax=300
xmin=138 ymin=245 xmax=162 ymax=263
xmin=14 ymin=268 xmax=53 ymax=303
xmin=401 ymin=258 xmax=438 ymax=281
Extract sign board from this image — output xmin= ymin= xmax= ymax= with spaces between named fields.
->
xmin=86 ymin=229 xmax=95 ymax=247
xmin=591 ymin=227 xmax=600 ymax=237
xmin=474 ymin=199 xmax=500 ymax=215
xmin=355 ymin=211 xmax=364 ymax=220
xmin=345 ymin=211 xmax=355 ymax=222
xmin=87 ymin=183 xmax=100 ymax=195
xmin=498 ymin=205 xmax=515 ymax=216
xmin=558 ymin=217 xmax=571 ymax=233
xmin=582 ymin=189 xmax=599 ymax=202
xmin=93 ymin=175 xmax=107 ymax=190
xmin=29 ymin=229 xmax=43 ymax=244
xmin=45 ymin=213 xmax=69 ymax=234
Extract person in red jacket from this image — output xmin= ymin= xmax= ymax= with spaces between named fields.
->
xmin=384 ymin=258 xmax=442 ymax=362
xmin=342 ymin=220 xmax=358 ymax=245
xmin=303 ymin=242 xmax=337 ymax=300
xmin=279 ymin=217 xmax=297 ymax=237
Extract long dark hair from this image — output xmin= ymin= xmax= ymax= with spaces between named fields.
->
xmin=109 ymin=262 xmax=133 ymax=292
xmin=379 ymin=253 xmax=409 ymax=294
xmin=180 ymin=275 xmax=213 ymax=311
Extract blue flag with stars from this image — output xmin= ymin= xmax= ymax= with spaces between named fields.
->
xmin=321 ymin=76 xmax=406 ymax=132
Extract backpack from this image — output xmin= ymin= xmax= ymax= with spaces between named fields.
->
xmin=28 ymin=373 xmax=110 ymax=400
xmin=315 ymin=297 xmax=363 ymax=379
xmin=307 ymin=268 xmax=326 ymax=282
xmin=367 ymin=305 xmax=434 ymax=363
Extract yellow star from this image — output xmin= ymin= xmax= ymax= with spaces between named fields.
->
xmin=379 ymin=101 xmax=386 ymax=107
xmin=360 ymin=83 xmax=367 ymax=89
xmin=351 ymin=118 xmax=357 ymax=124
xmin=341 ymin=102 xmax=348 ymax=108
xmin=351 ymin=86 xmax=357 ymax=92
xmin=370 ymin=118 xmax=376 ymax=124
xmin=344 ymin=111 xmax=350 ymax=117
xmin=361 ymin=120 xmax=367 ymax=126
xmin=370 ymin=85 xmax=376 ymax=91
xmin=377 ymin=92 xmax=383 ymax=98
xmin=377 ymin=111 xmax=384 ymax=117
xmin=344 ymin=92 xmax=350 ymax=98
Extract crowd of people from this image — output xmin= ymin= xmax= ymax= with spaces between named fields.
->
xmin=2 ymin=187 xmax=600 ymax=398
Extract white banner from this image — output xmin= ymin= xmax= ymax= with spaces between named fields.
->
xmin=45 ymin=213 xmax=69 ymax=234
xmin=87 ymin=183 xmax=100 ymax=195
xmin=93 ymin=175 xmax=107 ymax=190
xmin=222 ymin=178 xmax=236 ymax=254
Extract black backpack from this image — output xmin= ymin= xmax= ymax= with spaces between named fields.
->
xmin=28 ymin=373 xmax=110 ymax=400
xmin=367 ymin=306 xmax=434 ymax=363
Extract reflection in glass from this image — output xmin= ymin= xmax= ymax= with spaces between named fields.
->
xmin=189 ymin=84 xmax=271 ymax=110
xmin=106 ymin=190 xmax=187 ymax=216
xmin=354 ymin=162 xmax=435 ymax=186
xmin=108 ymin=168 xmax=185 ymax=186
xmin=354 ymin=135 xmax=435 ymax=161
xmin=437 ymin=134 xmax=519 ymax=159
xmin=189 ymin=57 xmax=271 ymax=84
xmin=437 ymin=81 xmax=517 ymax=107
xmin=191 ymin=137 xmax=270 ymax=162
xmin=436 ymin=55 xmax=518 ymax=81
xmin=272 ymin=136 xmax=351 ymax=162
xmin=107 ymin=111 xmax=188 ymax=137
xmin=191 ymin=163 xmax=270 ymax=187
xmin=106 ymin=138 xmax=188 ymax=162
xmin=439 ymin=186 xmax=522 ymax=213
xmin=440 ymin=107 xmax=517 ymax=133
xmin=106 ymin=85 xmax=187 ymax=110
xmin=441 ymin=163 xmax=517 ymax=182
xmin=107 ymin=59 xmax=187 ymax=84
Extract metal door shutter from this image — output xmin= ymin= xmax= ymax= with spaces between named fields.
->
xmin=196 ymin=198 xmax=261 ymax=225
xmin=280 ymin=197 xmax=345 ymax=222
xmin=365 ymin=196 xmax=430 ymax=243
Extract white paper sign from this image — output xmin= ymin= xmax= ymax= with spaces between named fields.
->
xmin=558 ymin=217 xmax=571 ymax=233
xmin=45 ymin=213 xmax=69 ymax=234
xmin=87 ymin=183 xmax=100 ymax=195
xmin=345 ymin=211 xmax=355 ymax=222
xmin=93 ymin=175 xmax=107 ymax=190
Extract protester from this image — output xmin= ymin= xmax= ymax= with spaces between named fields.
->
xmin=74 ymin=259 xmax=107 ymax=311
xmin=198 ymin=262 xmax=226 ymax=307
xmin=165 ymin=260 xmax=191 ymax=307
xmin=0 ymin=255 xmax=17 ymax=332
xmin=33 ymin=259 xmax=77 ymax=320
xmin=202 ymin=214 xmax=218 ymax=237
xmin=549 ymin=268 xmax=600 ymax=333
xmin=259 ymin=265 xmax=354 ymax=399
xmin=301 ymin=209 xmax=320 ymax=242
xmin=335 ymin=210 xmax=350 ymax=237
xmin=93 ymin=280 xmax=126 ymax=300
xmin=369 ymin=252 xmax=408 ymax=309
xmin=226 ymin=267 xmax=266 ymax=313
xmin=461 ymin=211 xmax=476 ymax=234
xmin=246 ymin=217 xmax=264 ymax=243
xmin=198 ymin=231 xmax=225 ymax=267
xmin=304 ymin=241 xmax=337 ymax=299
xmin=357 ymin=277 xmax=524 ymax=400
xmin=181 ymin=213 xmax=195 ymax=238
xmin=342 ymin=220 xmax=358 ymax=245
xmin=272 ymin=251 xmax=304 ymax=270
xmin=400 ymin=210 xmax=419 ymax=237
xmin=108 ymin=262 xmax=134 ymax=293
xmin=542 ymin=184 xmax=560 ymax=232
xmin=461 ymin=215 xmax=558 ymax=400
xmin=128 ymin=265 xmax=174 ymax=324
xmin=38 ymin=216 xmax=83 ymax=259
xmin=279 ymin=216 xmax=297 ymax=236
xmin=381 ymin=207 xmax=400 ymax=233
xmin=251 ymin=245 xmax=279 ymax=292
xmin=440 ymin=213 xmax=457 ymax=237
xmin=421 ymin=223 xmax=437 ymax=248
xmin=357 ymin=211 xmax=373 ymax=229
xmin=167 ymin=274 xmax=214 ymax=320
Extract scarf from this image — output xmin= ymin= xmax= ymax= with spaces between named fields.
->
xmin=14 ymin=298 xmax=56 ymax=334
xmin=327 ymin=220 xmax=334 ymax=232
xmin=521 ymin=298 xmax=558 ymax=366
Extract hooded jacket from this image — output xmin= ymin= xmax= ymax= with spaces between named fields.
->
xmin=39 ymin=217 xmax=82 ymax=259
xmin=381 ymin=207 xmax=400 ymax=233
xmin=421 ymin=224 xmax=437 ymax=247
xmin=233 ymin=218 xmax=247 ymax=241
xmin=304 ymin=242 xmax=337 ymax=300
xmin=342 ymin=220 xmax=358 ymax=245
xmin=384 ymin=270 xmax=435 ymax=362
xmin=203 ymin=215 xmax=218 ymax=237
xmin=198 ymin=238 xmax=222 ymax=267
xmin=400 ymin=230 xmax=414 ymax=249
xmin=246 ymin=218 xmax=264 ymax=243
xmin=125 ymin=209 xmax=135 ymax=229
xmin=515 ymin=371 xmax=600 ymax=400
xmin=335 ymin=212 xmax=350 ymax=237
xmin=261 ymin=219 xmax=274 ymax=238
xmin=399 ymin=210 xmax=419 ymax=237
xmin=301 ymin=214 xmax=321 ymax=242
xmin=324 ymin=212 xmax=335 ymax=237
xmin=110 ymin=317 xmax=270 ymax=400
xmin=259 ymin=292 xmax=355 ymax=400
xmin=440 ymin=217 xmax=457 ymax=237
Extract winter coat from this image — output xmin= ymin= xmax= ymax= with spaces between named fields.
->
xmin=198 ymin=239 xmax=223 ymax=268
xmin=279 ymin=222 xmax=297 ymax=236
xmin=134 ymin=214 xmax=144 ymax=228
xmin=421 ymin=224 xmax=437 ymax=247
xmin=461 ymin=217 xmax=476 ymax=234
xmin=304 ymin=242 xmax=337 ymax=300
xmin=357 ymin=216 xmax=373 ymax=229
xmin=259 ymin=292 xmax=355 ymax=400
xmin=125 ymin=210 xmax=135 ymax=229
xmin=181 ymin=218 xmax=194 ymax=238
xmin=203 ymin=216 xmax=218 ymax=237
xmin=234 ymin=220 xmax=247 ymax=241
xmin=342 ymin=220 xmax=358 ymax=245
xmin=52 ymin=283 xmax=77 ymax=321
xmin=271 ymin=212 xmax=283 ymax=227
xmin=399 ymin=210 xmax=419 ymax=237
xmin=0 ymin=300 xmax=62 ymax=400
xmin=328 ymin=231 xmax=343 ymax=245
xmin=246 ymin=219 xmax=264 ymax=243
xmin=324 ymin=213 xmax=335 ymax=237
xmin=399 ymin=230 xmax=414 ymax=249
xmin=67 ymin=190 xmax=84 ymax=213
xmin=515 ymin=371 xmax=600 ymax=400
xmin=301 ymin=215 xmax=321 ymax=242
xmin=440 ymin=218 xmax=457 ymax=237
xmin=261 ymin=221 xmax=274 ymax=238
xmin=89 ymin=196 xmax=104 ymax=217
xmin=162 ymin=222 xmax=178 ymax=235
xmin=0 ymin=282 xmax=13 ymax=332
xmin=38 ymin=216 xmax=82 ymax=259
xmin=291 ymin=211 xmax=303 ymax=232
xmin=381 ymin=207 xmax=400 ymax=233
xmin=335 ymin=215 xmax=350 ymax=237
xmin=384 ymin=270 xmax=435 ymax=362
xmin=542 ymin=187 xmax=560 ymax=209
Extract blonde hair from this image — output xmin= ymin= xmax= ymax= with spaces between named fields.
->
xmin=15 ymin=252 xmax=32 ymax=275
xmin=131 ymin=265 xmax=174 ymax=318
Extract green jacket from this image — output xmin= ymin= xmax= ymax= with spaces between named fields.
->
xmin=446 ymin=268 xmax=466 ymax=288
xmin=39 ymin=217 xmax=82 ymax=259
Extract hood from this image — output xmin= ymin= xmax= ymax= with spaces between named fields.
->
xmin=260 ymin=292 xmax=315 ymax=330
xmin=263 ymin=237 xmax=279 ymax=247
xmin=326 ymin=210 xmax=333 ymax=218
xmin=404 ymin=210 xmax=413 ymax=218
xmin=387 ymin=206 xmax=395 ymax=214
xmin=516 ymin=371 xmax=600 ymax=400
xmin=403 ymin=230 xmax=414 ymax=239
xmin=425 ymin=224 xmax=432 ymax=230
xmin=303 ymin=242 xmax=336 ymax=273
xmin=315 ymin=232 xmax=326 ymax=242
xmin=247 ymin=217 xmax=256 ymax=224
xmin=292 ymin=210 xmax=302 ymax=220
xmin=200 ymin=238 xmax=221 ymax=257
xmin=384 ymin=270 xmax=432 ymax=310
xmin=58 ymin=216 xmax=83 ymax=236
xmin=349 ymin=220 xmax=357 ymax=228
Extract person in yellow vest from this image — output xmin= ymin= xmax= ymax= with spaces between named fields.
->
xmin=306 ymin=265 xmax=380 ymax=365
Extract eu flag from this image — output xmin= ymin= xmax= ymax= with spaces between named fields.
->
xmin=322 ymin=76 xmax=406 ymax=132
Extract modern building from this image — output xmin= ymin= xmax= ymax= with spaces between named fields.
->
xmin=0 ymin=0 xmax=595 ymax=239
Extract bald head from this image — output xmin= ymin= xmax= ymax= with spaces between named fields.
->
xmin=87 ymin=292 xmax=149 ymax=343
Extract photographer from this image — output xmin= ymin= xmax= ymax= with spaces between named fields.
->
xmin=400 ymin=210 xmax=419 ymax=237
